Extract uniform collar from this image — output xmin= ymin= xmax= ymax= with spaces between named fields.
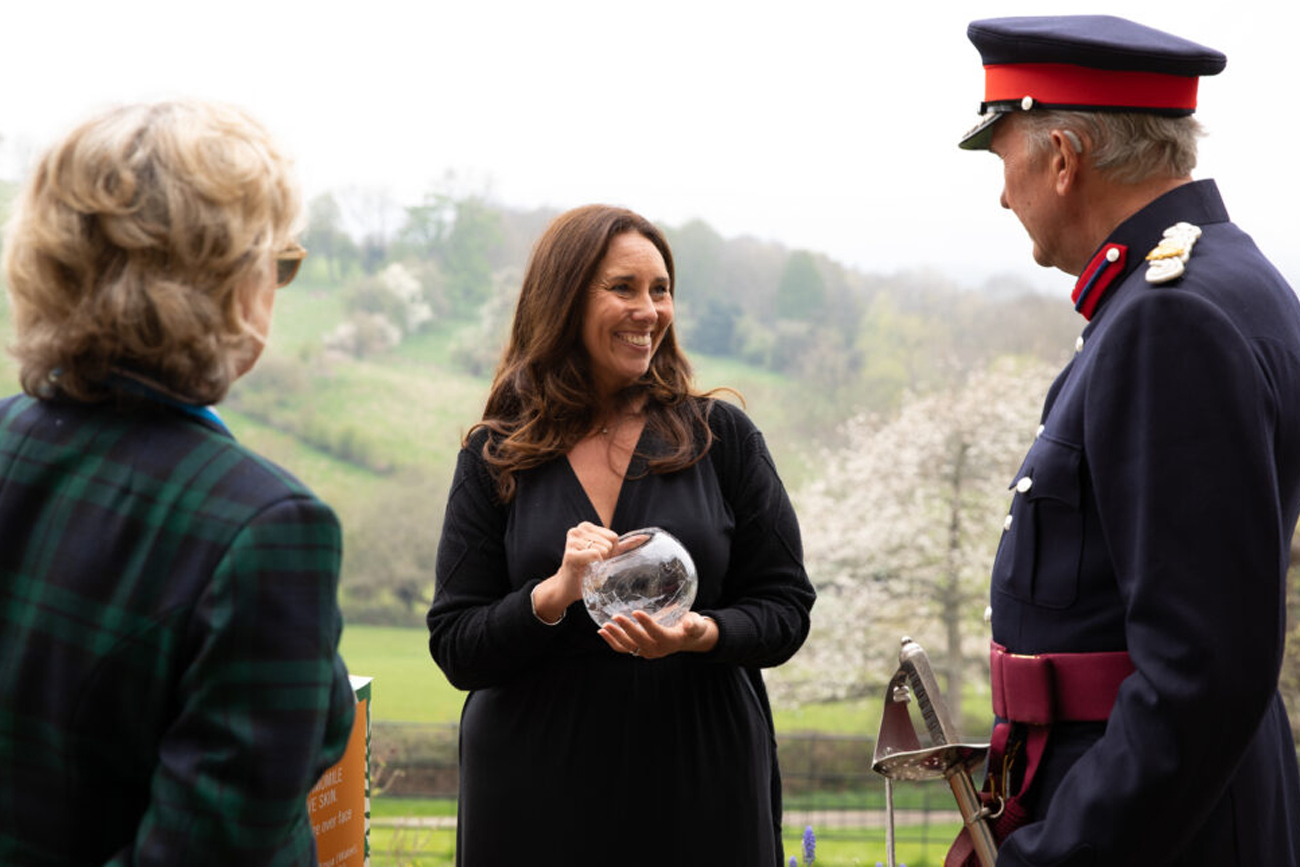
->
xmin=1072 ymin=179 xmax=1228 ymax=324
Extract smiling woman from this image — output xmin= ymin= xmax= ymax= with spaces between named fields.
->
xmin=427 ymin=204 xmax=816 ymax=865
xmin=580 ymin=231 xmax=674 ymax=399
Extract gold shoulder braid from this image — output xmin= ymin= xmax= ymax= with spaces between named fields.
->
xmin=1144 ymin=222 xmax=1202 ymax=284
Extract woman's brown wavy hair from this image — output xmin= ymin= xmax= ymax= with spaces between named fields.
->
xmin=470 ymin=204 xmax=725 ymax=502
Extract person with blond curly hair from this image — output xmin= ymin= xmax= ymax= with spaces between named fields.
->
xmin=0 ymin=101 xmax=354 ymax=865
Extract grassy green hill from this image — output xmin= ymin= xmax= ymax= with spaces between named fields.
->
xmin=249 ymin=276 xmax=821 ymax=480
xmin=0 ymin=277 xmax=825 ymax=627
xmin=222 ymin=276 xmax=833 ymax=627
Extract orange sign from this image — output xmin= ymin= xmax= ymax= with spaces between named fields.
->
xmin=310 ymin=676 xmax=371 ymax=867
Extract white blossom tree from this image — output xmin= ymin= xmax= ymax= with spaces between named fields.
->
xmin=769 ymin=356 xmax=1061 ymax=721
xmin=323 ymin=263 xmax=434 ymax=359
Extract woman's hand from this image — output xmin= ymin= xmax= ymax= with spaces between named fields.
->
xmin=598 ymin=610 xmax=718 ymax=659
xmin=530 ymin=522 xmax=618 ymax=624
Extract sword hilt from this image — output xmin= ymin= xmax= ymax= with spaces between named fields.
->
xmin=873 ymin=636 xmax=998 ymax=867
xmin=898 ymin=635 xmax=959 ymax=746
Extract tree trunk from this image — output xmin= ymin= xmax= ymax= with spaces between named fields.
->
xmin=944 ymin=442 xmax=969 ymax=727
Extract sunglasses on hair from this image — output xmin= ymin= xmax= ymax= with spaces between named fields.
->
xmin=275 ymin=243 xmax=308 ymax=288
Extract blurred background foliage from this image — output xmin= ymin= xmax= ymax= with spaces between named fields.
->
xmin=0 ymin=177 xmax=1295 ymax=741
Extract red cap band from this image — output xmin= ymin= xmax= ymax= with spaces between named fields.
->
xmin=984 ymin=62 xmax=1200 ymax=110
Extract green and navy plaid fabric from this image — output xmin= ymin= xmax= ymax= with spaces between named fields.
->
xmin=0 ymin=394 xmax=355 ymax=866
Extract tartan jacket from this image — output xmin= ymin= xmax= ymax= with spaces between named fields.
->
xmin=0 ymin=393 xmax=355 ymax=866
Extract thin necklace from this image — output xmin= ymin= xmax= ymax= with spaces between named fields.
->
xmin=600 ymin=411 xmax=631 ymax=436
xmin=599 ymin=401 xmax=645 ymax=437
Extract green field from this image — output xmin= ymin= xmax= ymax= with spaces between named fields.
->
xmin=366 ymin=823 xmax=961 ymax=867
xmin=340 ymin=625 xmax=466 ymax=724
xmin=342 ymin=622 xmax=866 ymax=730
xmin=340 ymin=624 xmax=989 ymax=739
xmin=367 ymin=797 xmax=959 ymax=867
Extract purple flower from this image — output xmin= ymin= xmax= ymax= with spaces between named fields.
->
xmin=802 ymin=825 xmax=816 ymax=864
xmin=789 ymin=859 xmax=797 ymax=867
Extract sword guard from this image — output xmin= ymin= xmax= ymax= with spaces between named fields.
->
xmin=872 ymin=742 xmax=989 ymax=782
xmin=873 ymin=640 xmax=989 ymax=775
xmin=872 ymin=636 xmax=999 ymax=867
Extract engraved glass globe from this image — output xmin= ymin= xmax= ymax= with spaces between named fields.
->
xmin=582 ymin=527 xmax=698 ymax=627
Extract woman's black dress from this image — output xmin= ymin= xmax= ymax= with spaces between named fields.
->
xmin=428 ymin=400 xmax=814 ymax=866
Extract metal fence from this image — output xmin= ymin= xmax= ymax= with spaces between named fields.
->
xmin=371 ymin=722 xmax=460 ymax=799
xmin=369 ymin=722 xmax=959 ymax=837
xmin=775 ymin=730 xmax=960 ymax=843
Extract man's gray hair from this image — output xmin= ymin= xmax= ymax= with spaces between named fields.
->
xmin=1018 ymin=110 xmax=1204 ymax=184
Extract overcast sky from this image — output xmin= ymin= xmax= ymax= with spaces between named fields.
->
xmin=3 ymin=1 xmax=1297 ymax=294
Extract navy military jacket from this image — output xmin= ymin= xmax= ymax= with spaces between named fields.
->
xmin=991 ymin=180 xmax=1300 ymax=865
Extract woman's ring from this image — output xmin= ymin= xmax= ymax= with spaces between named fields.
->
xmin=630 ymin=648 xmax=640 ymax=657
xmin=585 ymin=540 xmax=594 ymax=549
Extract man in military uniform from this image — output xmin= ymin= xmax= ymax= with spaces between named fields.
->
xmin=954 ymin=15 xmax=1300 ymax=866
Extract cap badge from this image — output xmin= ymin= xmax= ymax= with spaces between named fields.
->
xmin=1145 ymin=222 xmax=1202 ymax=284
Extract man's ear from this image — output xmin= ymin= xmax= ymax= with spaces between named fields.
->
xmin=1049 ymin=128 xmax=1084 ymax=195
